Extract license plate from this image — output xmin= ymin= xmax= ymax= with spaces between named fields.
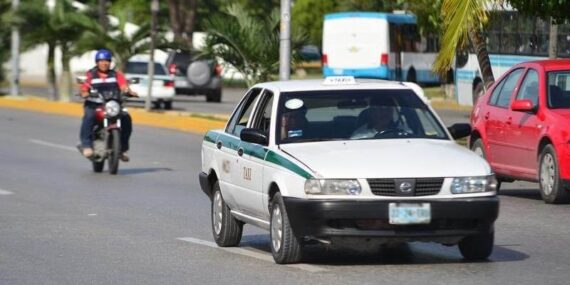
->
xmin=389 ymin=203 xmax=431 ymax=225
xmin=175 ymin=80 xmax=188 ymax=87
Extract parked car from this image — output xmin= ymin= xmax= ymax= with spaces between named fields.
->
xmin=470 ymin=59 xmax=570 ymax=204
xmin=124 ymin=57 xmax=175 ymax=110
xmin=165 ymin=49 xmax=223 ymax=102
xmin=199 ymin=76 xmax=499 ymax=264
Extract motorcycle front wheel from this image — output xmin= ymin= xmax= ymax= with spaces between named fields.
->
xmin=108 ymin=128 xmax=121 ymax=175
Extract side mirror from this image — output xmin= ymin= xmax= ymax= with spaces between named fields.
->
xmin=511 ymin=99 xmax=536 ymax=113
xmin=448 ymin=123 xmax=471 ymax=140
xmin=240 ymin=128 xmax=268 ymax=146
xmin=129 ymin=78 xmax=140 ymax=84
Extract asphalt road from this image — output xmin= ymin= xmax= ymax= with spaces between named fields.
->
xmin=1 ymin=107 xmax=569 ymax=284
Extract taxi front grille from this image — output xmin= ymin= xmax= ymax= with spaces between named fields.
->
xmin=367 ymin=178 xmax=444 ymax=196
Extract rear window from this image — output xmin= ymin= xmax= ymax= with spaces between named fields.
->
xmin=277 ymin=89 xmax=449 ymax=144
xmin=125 ymin=62 xmax=167 ymax=75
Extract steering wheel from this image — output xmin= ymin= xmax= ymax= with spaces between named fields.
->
xmin=374 ymin=128 xmax=412 ymax=138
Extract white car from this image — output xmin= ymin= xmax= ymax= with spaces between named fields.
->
xmin=199 ymin=77 xmax=499 ymax=264
xmin=125 ymin=59 xmax=175 ymax=109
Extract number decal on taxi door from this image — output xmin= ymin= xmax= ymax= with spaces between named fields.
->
xmin=243 ymin=167 xmax=252 ymax=181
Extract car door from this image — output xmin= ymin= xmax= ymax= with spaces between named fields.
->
xmin=485 ymin=68 xmax=525 ymax=171
xmin=216 ymin=88 xmax=263 ymax=211
xmin=234 ymin=89 xmax=274 ymax=217
xmin=504 ymin=68 xmax=542 ymax=179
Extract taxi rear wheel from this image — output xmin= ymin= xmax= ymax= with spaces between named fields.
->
xmin=539 ymin=145 xmax=570 ymax=204
xmin=270 ymin=192 xmax=302 ymax=264
xmin=458 ymin=232 xmax=494 ymax=261
xmin=211 ymin=181 xmax=243 ymax=247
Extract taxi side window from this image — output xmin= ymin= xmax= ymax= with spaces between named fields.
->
xmin=515 ymin=69 xmax=539 ymax=107
xmin=252 ymin=90 xmax=274 ymax=136
xmin=495 ymin=68 xmax=524 ymax=108
xmin=226 ymin=88 xmax=262 ymax=137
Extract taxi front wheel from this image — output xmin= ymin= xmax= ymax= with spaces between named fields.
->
xmin=458 ymin=232 xmax=494 ymax=261
xmin=211 ymin=181 xmax=243 ymax=247
xmin=270 ymin=193 xmax=302 ymax=264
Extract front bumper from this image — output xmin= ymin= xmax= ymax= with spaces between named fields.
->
xmin=283 ymin=196 xmax=499 ymax=240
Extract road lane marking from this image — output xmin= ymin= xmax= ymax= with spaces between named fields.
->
xmin=177 ymin=237 xmax=328 ymax=273
xmin=29 ymin=139 xmax=77 ymax=152
xmin=0 ymin=189 xmax=14 ymax=195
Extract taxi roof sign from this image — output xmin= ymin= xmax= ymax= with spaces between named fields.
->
xmin=322 ymin=76 xmax=357 ymax=86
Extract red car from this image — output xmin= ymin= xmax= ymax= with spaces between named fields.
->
xmin=470 ymin=60 xmax=570 ymax=204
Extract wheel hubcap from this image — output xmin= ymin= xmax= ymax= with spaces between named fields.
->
xmin=213 ymin=191 xmax=223 ymax=235
xmin=540 ymin=154 xmax=555 ymax=196
xmin=271 ymin=206 xmax=283 ymax=252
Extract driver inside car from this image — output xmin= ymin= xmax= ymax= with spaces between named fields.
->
xmin=350 ymin=104 xmax=397 ymax=139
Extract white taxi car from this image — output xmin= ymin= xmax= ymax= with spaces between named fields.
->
xmin=199 ymin=77 xmax=499 ymax=264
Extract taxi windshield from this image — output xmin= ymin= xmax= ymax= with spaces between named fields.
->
xmin=277 ymin=89 xmax=449 ymax=144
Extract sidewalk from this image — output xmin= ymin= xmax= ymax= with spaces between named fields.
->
xmin=0 ymin=96 xmax=226 ymax=135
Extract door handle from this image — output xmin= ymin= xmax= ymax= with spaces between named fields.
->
xmin=216 ymin=141 xmax=222 ymax=149
xmin=237 ymin=148 xmax=244 ymax=157
xmin=506 ymin=117 xmax=512 ymax=125
xmin=484 ymin=112 xmax=490 ymax=120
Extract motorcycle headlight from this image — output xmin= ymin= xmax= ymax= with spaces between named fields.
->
xmin=304 ymin=179 xmax=362 ymax=195
xmin=451 ymin=175 xmax=497 ymax=194
xmin=105 ymin=101 xmax=121 ymax=117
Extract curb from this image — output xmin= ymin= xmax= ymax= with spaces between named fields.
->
xmin=0 ymin=96 xmax=226 ymax=135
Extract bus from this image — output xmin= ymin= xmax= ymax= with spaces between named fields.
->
xmin=455 ymin=10 xmax=570 ymax=105
xmin=322 ymin=12 xmax=440 ymax=84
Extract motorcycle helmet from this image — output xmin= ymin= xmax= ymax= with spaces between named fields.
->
xmin=95 ymin=49 xmax=112 ymax=62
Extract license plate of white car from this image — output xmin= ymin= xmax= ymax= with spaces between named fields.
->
xmin=389 ymin=203 xmax=431 ymax=225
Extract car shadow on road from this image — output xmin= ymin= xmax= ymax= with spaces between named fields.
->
xmin=119 ymin=167 xmax=173 ymax=175
xmin=500 ymin=188 xmax=542 ymax=201
xmin=239 ymin=234 xmax=529 ymax=266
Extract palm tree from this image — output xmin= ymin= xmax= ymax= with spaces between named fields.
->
xmin=75 ymin=9 xmax=168 ymax=72
xmin=433 ymin=0 xmax=495 ymax=89
xmin=202 ymin=3 xmax=306 ymax=87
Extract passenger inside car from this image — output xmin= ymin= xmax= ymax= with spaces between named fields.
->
xmin=280 ymin=108 xmax=309 ymax=140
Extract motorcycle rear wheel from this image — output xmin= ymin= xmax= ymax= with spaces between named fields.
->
xmin=108 ymin=129 xmax=121 ymax=175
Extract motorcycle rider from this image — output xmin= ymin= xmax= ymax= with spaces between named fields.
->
xmin=79 ymin=49 xmax=138 ymax=161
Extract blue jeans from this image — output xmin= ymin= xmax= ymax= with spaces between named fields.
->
xmin=79 ymin=105 xmax=132 ymax=152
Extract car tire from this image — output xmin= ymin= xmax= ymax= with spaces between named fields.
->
xmin=211 ymin=181 xmax=243 ymax=247
xmin=539 ymin=145 xmax=570 ymax=204
xmin=270 ymin=192 xmax=302 ymax=264
xmin=458 ymin=232 xmax=494 ymax=261
xmin=206 ymin=89 xmax=222 ymax=103
xmin=471 ymin=138 xmax=501 ymax=192
xmin=152 ymin=101 xmax=162 ymax=110
xmin=163 ymin=101 xmax=173 ymax=110
xmin=187 ymin=61 xmax=211 ymax=87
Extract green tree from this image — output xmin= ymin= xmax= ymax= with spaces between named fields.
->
xmin=508 ymin=0 xmax=570 ymax=58
xmin=434 ymin=0 xmax=495 ymax=89
xmin=0 ymin=0 xmax=11 ymax=83
xmin=202 ymin=3 xmax=306 ymax=86
xmin=75 ymin=9 xmax=169 ymax=72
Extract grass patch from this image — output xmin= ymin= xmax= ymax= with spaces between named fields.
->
xmin=423 ymin=86 xmax=445 ymax=99
xmin=189 ymin=113 xmax=228 ymax=122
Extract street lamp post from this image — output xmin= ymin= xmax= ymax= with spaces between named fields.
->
xmin=10 ymin=0 xmax=20 ymax=96
xmin=145 ymin=0 xmax=159 ymax=111
xmin=279 ymin=0 xmax=291 ymax=81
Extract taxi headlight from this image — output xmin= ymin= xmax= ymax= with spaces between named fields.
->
xmin=105 ymin=101 xmax=121 ymax=117
xmin=304 ymin=179 xmax=362 ymax=195
xmin=451 ymin=175 xmax=497 ymax=194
